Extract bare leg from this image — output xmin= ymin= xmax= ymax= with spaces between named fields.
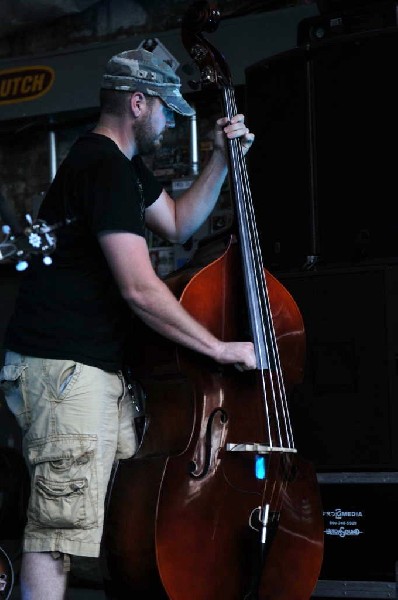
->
xmin=20 ymin=552 xmax=68 ymax=600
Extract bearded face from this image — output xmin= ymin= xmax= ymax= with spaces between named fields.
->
xmin=134 ymin=101 xmax=165 ymax=155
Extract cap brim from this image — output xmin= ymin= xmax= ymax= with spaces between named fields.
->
xmin=162 ymin=94 xmax=195 ymax=117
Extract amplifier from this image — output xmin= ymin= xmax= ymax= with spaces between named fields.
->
xmin=312 ymin=472 xmax=398 ymax=598
xmin=318 ymin=472 xmax=398 ymax=581
xmin=297 ymin=2 xmax=398 ymax=47
xmin=279 ymin=266 xmax=398 ymax=472
xmin=246 ymin=22 xmax=398 ymax=271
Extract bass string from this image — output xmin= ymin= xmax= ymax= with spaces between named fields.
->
xmin=223 ymin=85 xmax=295 ymax=452
xmin=223 ymin=85 xmax=296 ymax=519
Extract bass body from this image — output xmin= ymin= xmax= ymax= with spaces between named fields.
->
xmin=103 ymin=235 xmax=323 ymax=599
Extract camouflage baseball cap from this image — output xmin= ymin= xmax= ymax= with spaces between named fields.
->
xmin=101 ymin=48 xmax=195 ymax=117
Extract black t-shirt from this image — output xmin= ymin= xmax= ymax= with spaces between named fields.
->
xmin=5 ymin=132 xmax=162 ymax=371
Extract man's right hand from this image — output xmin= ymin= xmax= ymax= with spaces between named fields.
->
xmin=214 ymin=340 xmax=257 ymax=371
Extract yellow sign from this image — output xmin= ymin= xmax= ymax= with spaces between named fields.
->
xmin=0 ymin=65 xmax=55 ymax=106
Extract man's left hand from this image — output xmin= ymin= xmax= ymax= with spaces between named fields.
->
xmin=214 ymin=114 xmax=255 ymax=156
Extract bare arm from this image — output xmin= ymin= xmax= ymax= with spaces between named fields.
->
xmin=98 ymin=231 xmax=256 ymax=369
xmin=145 ymin=114 xmax=255 ymax=243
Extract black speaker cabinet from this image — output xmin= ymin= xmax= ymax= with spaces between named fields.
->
xmin=310 ymin=472 xmax=398 ymax=598
xmin=317 ymin=475 xmax=398 ymax=584
xmin=246 ymin=24 xmax=398 ymax=271
xmin=278 ymin=265 xmax=398 ymax=471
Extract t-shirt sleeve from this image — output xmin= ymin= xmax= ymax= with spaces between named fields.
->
xmin=83 ymin=154 xmax=161 ymax=236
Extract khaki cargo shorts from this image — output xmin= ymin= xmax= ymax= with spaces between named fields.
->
xmin=0 ymin=351 xmax=138 ymax=558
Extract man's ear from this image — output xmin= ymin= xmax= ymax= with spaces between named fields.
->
xmin=130 ymin=92 xmax=146 ymax=118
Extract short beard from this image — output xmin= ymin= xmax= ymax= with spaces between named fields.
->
xmin=135 ymin=109 xmax=160 ymax=156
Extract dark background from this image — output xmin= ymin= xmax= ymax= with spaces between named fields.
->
xmin=246 ymin=2 xmax=398 ymax=473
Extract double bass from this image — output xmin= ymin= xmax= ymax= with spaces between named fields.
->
xmin=103 ymin=3 xmax=324 ymax=598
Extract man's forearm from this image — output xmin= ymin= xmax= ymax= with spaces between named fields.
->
xmin=174 ymin=148 xmax=228 ymax=242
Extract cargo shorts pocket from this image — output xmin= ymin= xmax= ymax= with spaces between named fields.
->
xmin=27 ymin=435 xmax=98 ymax=529
xmin=0 ymin=364 xmax=29 ymax=430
